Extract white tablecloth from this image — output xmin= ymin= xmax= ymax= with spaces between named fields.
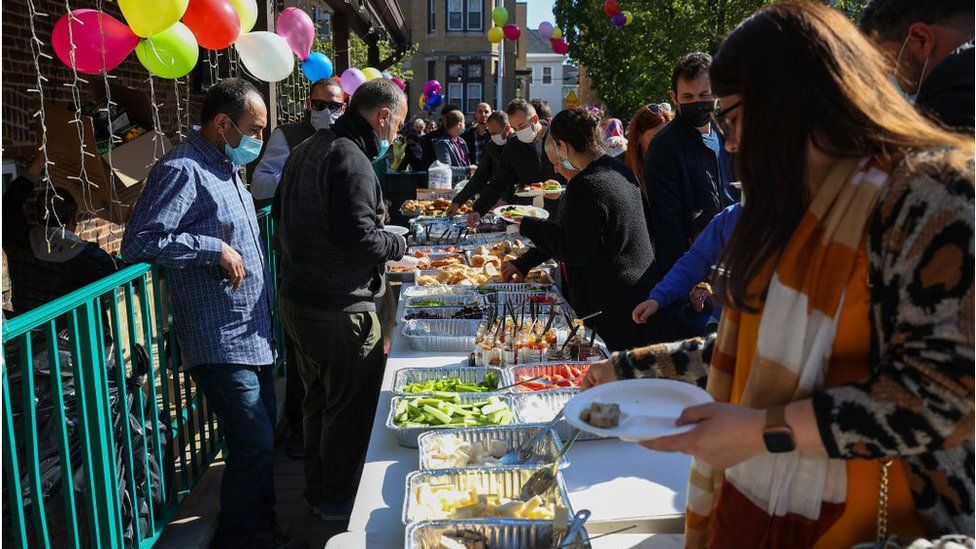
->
xmin=345 ymin=285 xmax=690 ymax=547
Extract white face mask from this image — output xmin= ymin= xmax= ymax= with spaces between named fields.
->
xmin=310 ymin=108 xmax=333 ymax=130
xmin=515 ymin=123 xmax=538 ymax=143
xmin=490 ymin=133 xmax=507 ymax=146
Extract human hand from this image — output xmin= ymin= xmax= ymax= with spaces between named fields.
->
xmin=638 ymin=402 xmax=766 ymax=470
xmin=467 ymin=211 xmax=482 ymax=228
xmin=469 ymin=165 xmax=478 ymax=176
xmin=219 ymin=242 xmax=246 ymax=291
xmin=445 ymin=202 xmax=460 ymax=217
xmin=580 ymin=359 xmax=617 ymax=390
xmin=689 ymin=283 xmax=713 ymax=312
xmin=632 ymin=299 xmax=660 ymax=324
xmin=387 ymin=255 xmax=420 ymax=270
xmin=500 ymin=261 xmax=523 ymax=282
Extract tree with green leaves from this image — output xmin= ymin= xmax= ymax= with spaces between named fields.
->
xmin=553 ymin=0 xmax=867 ymax=119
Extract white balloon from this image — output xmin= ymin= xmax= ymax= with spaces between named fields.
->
xmin=234 ymin=31 xmax=294 ymax=82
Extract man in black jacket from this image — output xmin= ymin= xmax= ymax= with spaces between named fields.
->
xmin=447 ymin=110 xmax=512 ymax=216
xmin=467 ymin=99 xmax=564 ymax=226
xmin=859 ymin=0 xmax=974 ymax=129
xmin=276 ymin=79 xmax=408 ymax=521
xmin=644 ymin=52 xmax=734 ymax=275
xmin=462 ymin=102 xmax=492 ymax=165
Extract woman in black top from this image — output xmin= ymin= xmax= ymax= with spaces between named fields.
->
xmin=502 ymin=107 xmax=660 ymax=351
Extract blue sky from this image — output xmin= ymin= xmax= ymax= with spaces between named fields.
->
xmin=525 ymin=0 xmax=556 ymax=29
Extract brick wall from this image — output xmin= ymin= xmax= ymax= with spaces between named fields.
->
xmin=2 ymin=0 xmax=209 ymax=253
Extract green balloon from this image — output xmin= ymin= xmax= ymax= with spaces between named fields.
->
xmin=135 ymin=22 xmax=199 ymax=79
xmin=492 ymin=6 xmax=508 ymax=27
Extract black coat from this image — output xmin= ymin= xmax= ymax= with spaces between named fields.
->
xmin=420 ymin=127 xmax=447 ymax=168
xmin=475 ymin=127 xmax=564 ymax=215
xmin=455 ymin=139 xmax=505 ymax=207
xmin=277 ymin=110 xmax=405 ymax=312
xmin=513 ymin=155 xmax=659 ymax=351
xmin=643 ymin=119 xmax=734 ymax=273
xmin=917 ymin=40 xmax=974 ymax=130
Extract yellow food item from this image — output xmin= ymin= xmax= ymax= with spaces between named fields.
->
xmin=413 ymin=485 xmax=557 ymax=521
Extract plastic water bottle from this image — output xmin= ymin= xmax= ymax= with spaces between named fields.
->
xmin=427 ymin=160 xmax=452 ymax=189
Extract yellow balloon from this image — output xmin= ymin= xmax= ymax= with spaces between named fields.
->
xmin=487 ymin=26 xmax=504 ymax=44
xmin=362 ymin=67 xmax=383 ymax=81
xmin=551 ymin=27 xmax=563 ymax=40
xmin=623 ymin=11 xmax=633 ymax=26
xmin=419 ymin=95 xmax=427 ymax=109
xmin=119 ymin=0 xmax=189 ymax=38
xmin=228 ymin=0 xmax=258 ymax=33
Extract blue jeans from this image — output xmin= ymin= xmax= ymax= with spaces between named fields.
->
xmin=190 ymin=363 xmax=276 ymax=546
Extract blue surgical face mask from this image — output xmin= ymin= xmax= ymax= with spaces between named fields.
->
xmin=557 ymin=144 xmax=579 ymax=171
xmin=373 ymin=115 xmax=396 ymax=161
xmin=222 ymin=119 xmax=262 ymax=165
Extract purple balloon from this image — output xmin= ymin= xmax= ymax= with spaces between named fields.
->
xmin=538 ymin=21 xmax=554 ymax=40
xmin=612 ymin=12 xmax=626 ymax=28
xmin=423 ymin=79 xmax=442 ymax=97
xmin=340 ymin=68 xmax=366 ymax=95
xmin=277 ymin=7 xmax=315 ymax=60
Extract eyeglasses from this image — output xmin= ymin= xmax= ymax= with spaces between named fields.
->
xmin=646 ymin=104 xmax=660 ymax=115
xmin=310 ymin=99 xmax=344 ymax=112
xmin=711 ymin=101 xmax=741 ymax=139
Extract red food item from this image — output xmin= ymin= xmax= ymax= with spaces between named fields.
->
xmin=515 ymin=363 xmax=591 ymax=391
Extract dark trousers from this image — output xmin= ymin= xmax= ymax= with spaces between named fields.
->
xmin=190 ymin=363 xmax=276 ymax=546
xmin=278 ymin=296 xmax=385 ymax=503
xmin=283 ymin=334 xmax=303 ymax=433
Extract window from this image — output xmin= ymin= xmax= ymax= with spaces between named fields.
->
xmin=543 ymin=67 xmax=552 ymax=84
xmin=428 ymin=0 xmax=436 ymax=33
xmin=447 ymin=0 xmax=463 ymax=31
xmin=446 ymin=0 xmax=483 ymax=32
xmin=427 ymin=60 xmax=437 ymax=85
xmin=446 ymin=60 xmax=485 ymax=114
xmin=466 ymin=83 xmax=483 ymax=113
xmin=467 ymin=0 xmax=483 ymax=31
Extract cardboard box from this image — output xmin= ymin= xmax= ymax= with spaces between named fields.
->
xmin=43 ymin=83 xmax=172 ymax=224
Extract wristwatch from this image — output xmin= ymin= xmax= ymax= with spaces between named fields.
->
xmin=763 ymin=406 xmax=796 ymax=453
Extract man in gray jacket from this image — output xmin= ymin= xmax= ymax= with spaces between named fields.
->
xmin=276 ymin=79 xmax=408 ymax=520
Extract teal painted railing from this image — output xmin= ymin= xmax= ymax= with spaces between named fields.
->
xmin=2 ymin=206 xmax=280 ymax=548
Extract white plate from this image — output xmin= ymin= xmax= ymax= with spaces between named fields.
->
xmin=384 ymin=225 xmax=410 ymax=236
xmin=563 ymin=379 xmax=713 ymax=442
xmin=492 ymin=205 xmax=549 ymax=223
xmin=515 ymin=186 xmax=565 ymax=197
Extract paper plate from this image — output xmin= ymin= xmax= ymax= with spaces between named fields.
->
xmin=515 ymin=187 xmax=565 ymax=198
xmin=492 ymin=205 xmax=549 ymax=223
xmin=563 ymin=379 xmax=713 ymax=442
xmin=384 ymin=225 xmax=410 ymax=236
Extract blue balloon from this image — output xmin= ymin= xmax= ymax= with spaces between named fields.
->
xmin=302 ymin=52 xmax=334 ymax=82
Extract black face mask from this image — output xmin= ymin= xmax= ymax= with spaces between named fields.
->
xmin=677 ymin=100 xmax=716 ymax=128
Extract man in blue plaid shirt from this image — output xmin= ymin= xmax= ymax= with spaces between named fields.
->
xmin=122 ymin=79 xmax=305 ymax=549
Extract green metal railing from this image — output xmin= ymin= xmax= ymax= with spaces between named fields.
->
xmin=2 ymin=206 xmax=280 ymax=548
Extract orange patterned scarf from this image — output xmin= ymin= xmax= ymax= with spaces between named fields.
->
xmin=685 ymin=157 xmax=893 ymax=548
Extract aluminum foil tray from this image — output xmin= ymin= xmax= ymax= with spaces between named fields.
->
xmin=416 ymin=425 xmax=566 ymax=471
xmin=401 ymin=319 xmax=483 ymax=352
xmin=502 ymin=362 xmax=591 ymax=393
xmin=510 ymin=389 xmax=605 ymax=442
xmin=405 ymin=294 xmax=485 ymax=308
xmin=402 ymin=285 xmax=478 ymax=298
xmin=393 ymin=366 xmax=505 ymax=395
xmin=405 ymin=519 xmax=590 ymax=548
xmin=386 ymin=393 xmax=517 ymax=447
xmin=403 ymin=467 xmax=573 ymax=525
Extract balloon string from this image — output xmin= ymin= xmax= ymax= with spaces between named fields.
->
xmin=148 ymin=37 xmax=176 ymax=69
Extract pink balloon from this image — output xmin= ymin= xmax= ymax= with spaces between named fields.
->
xmin=551 ymin=38 xmax=568 ymax=55
xmin=340 ymin=68 xmax=366 ymax=95
xmin=52 ymin=9 xmax=139 ymax=74
xmin=503 ymin=24 xmax=521 ymax=41
xmin=276 ymin=7 xmax=314 ymax=60
xmin=390 ymin=77 xmax=406 ymax=91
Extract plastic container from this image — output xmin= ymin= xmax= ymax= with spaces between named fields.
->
xmin=427 ymin=160 xmax=452 ymax=190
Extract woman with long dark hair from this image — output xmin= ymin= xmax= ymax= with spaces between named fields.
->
xmin=583 ymin=2 xmax=973 ymax=547
xmin=500 ymin=107 xmax=658 ymax=351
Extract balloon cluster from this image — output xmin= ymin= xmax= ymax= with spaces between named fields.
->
xmin=418 ymin=80 xmax=444 ymax=113
xmin=485 ymin=7 xmax=520 ymax=44
xmin=604 ymin=0 xmax=633 ymax=29
xmin=537 ymin=21 xmax=567 ymax=54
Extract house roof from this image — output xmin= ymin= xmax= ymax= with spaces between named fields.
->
xmin=525 ymin=28 xmax=556 ymax=55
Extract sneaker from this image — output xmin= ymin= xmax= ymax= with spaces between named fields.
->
xmin=285 ymin=428 xmax=304 ymax=459
xmin=255 ymin=523 xmax=308 ymax=549
xmin=307 ymin=497 xmax=354 ymax=521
